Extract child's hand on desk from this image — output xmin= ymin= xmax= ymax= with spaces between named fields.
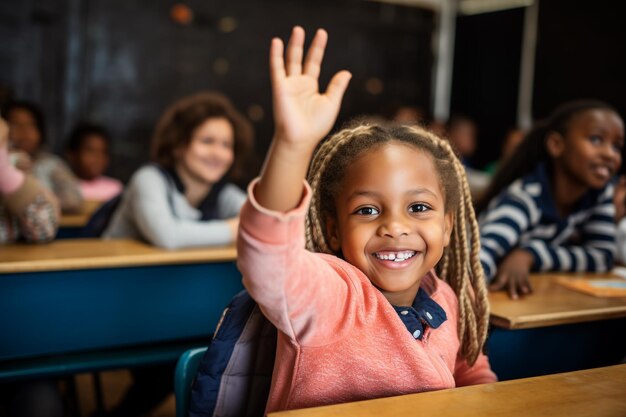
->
xmin=489 ymin=249 xmax=534 ymax=299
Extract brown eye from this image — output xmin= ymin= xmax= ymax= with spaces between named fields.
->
xmin=354 ymin=206 xmax=379 ymax=216
xmin=409 ymin=203 xmax=430 ymax=213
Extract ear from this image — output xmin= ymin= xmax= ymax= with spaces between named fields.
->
xmin=546 ymin=131 xmax=565 ymax=158
xmin=325 ymin=217 xmax=342 ymax=252
xmin=443 ymin=211 xmax=454 ymax=248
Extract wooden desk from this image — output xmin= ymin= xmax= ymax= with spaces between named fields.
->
xmin=58 ymin=199 xmax=102 ymax=228
xmin=0 ymin=239 xmax=242 ymax=380
xmin=487 ymin=273 xmax=626 ymax=381
xmin=269 ymin=364 xmax=626 ymax=417
xmin=489 ymin=273 xmax=626 ymax=329
xmin=0 ymin=238 xmax=237 ymax=273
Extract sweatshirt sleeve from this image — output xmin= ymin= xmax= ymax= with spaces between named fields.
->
xmin=1 ymin=174 xmax=59 ymax=244
xmin=217 ymin=183 xmax=247 ymax=218
xmin=237 ymin=178 xmax=354 ymax=345
xmin=453 ymin=352 xmax=498 ymax=386
xmin=479 ymin=189 xmax=537 ymax=281
xmin=127 ymin=167 xmax=235 ymax=249
xmin=520 ymin=185 xmax=616 ymax=273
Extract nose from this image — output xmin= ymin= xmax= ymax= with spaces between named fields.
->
xmin=376 ymin=213 xmax=410 ymax=239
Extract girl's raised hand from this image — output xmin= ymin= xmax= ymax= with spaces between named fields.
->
xmin=270 ymin=26 xmax=351 ymax=149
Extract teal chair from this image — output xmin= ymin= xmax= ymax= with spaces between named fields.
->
xmin=175 ymin=347 xmax=208 ymax=417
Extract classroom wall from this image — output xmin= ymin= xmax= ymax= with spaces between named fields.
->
xmin=451 ymin=0 xmax=626 ymax=170
xmin=0 ymin=0 xmax=434 ymax=185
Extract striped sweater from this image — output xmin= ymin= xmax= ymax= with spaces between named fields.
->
xmin=479 ymin=164 xmax=616 ymax=281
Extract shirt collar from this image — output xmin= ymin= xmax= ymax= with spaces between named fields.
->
xmin=391 ymin=287 xmax=447 ymax=340
xmin=154 ymin=163 xmax=227 ymax=221
xmin=531 ymin=163 xmax=607 ymax=220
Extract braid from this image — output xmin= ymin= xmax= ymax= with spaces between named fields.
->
xmin=306 ymin=125 xmax=376 ymax=252
xmin=307 ymin=122 xmax=490 ymax=365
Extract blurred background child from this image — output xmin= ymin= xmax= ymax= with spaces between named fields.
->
xmin=477 ymin=100 xmax=624 ymax=299
xmin=65 ymin=123 xmax=123 ymax=202
xmin=0 ymin=116 xmax=59 ymax=243
xmin=4 ymin=101 xmax=83 ymax=214
xmin=102 ymin=91 xmax=253 ymax=249
xmin=445 ymin=114 xmax=490 ymax=200
xmin=101 ymin=91 xmax=253 ymax=416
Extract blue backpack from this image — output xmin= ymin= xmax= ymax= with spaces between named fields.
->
xmin=189 ymin=290 xmax=277 ymax=417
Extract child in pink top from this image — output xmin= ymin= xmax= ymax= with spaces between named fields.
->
xmin=65 ymin=123 xmax=122 ymax=201
xmin=237 ymin=27 xmax=496 ymax=413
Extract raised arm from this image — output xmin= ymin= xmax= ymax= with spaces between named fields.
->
xmin=255 ymin=26 xmax=351 ymax=212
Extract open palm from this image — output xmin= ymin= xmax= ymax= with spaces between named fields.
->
xmin=270 ymin=27 xmax=351 ymax=148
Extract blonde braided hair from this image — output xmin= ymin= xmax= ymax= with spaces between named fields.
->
xmin=305 ymin=122 xmax=489 ymax=365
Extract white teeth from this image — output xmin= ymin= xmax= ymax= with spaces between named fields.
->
xmin=374 ymin=251 xmax=416 ymax=262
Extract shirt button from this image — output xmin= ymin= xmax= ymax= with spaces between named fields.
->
xmin=413 ymin=329 xmax=421 ymax=339
xmin=425 ymin=311 xmax=433 ymax=320
xmin=401 ymin=310 xmax=409 ymax=316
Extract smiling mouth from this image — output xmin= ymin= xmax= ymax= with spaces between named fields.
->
xmin=373 ymin=250 xmax=417 ymax=262
xmin=593 ymin=165 xmax=611 ymax=178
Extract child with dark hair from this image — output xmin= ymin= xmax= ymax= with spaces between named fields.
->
xmin=477 ymin=100 xmax=624 ymax=299
xmin=445 ymin=114 xmax=490 ymax=199
xmin=65 ymin=123 xmax=122 ymax=201
xmin=103 ymin=91 xmax=253 ymax=249
xmin=4 ymin=100 xmax=83 ymax=213
xmin=0 ymin=116 xmax=59 ymax=243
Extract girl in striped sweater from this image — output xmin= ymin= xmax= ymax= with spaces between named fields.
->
xmin=477 ymin=101 xmax=624 ymax=299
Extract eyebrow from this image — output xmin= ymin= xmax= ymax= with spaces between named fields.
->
xmin=345 ymin=188 xmax=439 ymax=202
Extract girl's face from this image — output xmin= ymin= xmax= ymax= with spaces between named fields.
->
xmin=177 ymin=117 xmax=235 ymax=185
xmin=75 ymin=134 xmax=110 ymax=181
xmin=550 ymin=109 xmax=624 ymax=189
xmin=326 ymin=142 xmax=453 ymax=306
xmin=7 ymin=108 xmax=41 ymax=156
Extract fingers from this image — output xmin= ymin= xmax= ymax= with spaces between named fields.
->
xmin=303 ymin=29 xmax=328 ymax=79
xmin=325 ymin=70 xmax=352 ymax=104
xmin=519 ymin=276 xmax=533 ymax=295
xmin=506 ymin=278 xmax=519 ymax=300
xmin=269 ymin=37 xmax=285 ymax=88
xmin=285 ymin=26 xmax=305 ymax=76
xmin=489 ymin=273 xmax=532 ymax=300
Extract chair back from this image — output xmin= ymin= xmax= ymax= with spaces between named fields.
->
xmin=175 ymin=347 xmax=208 ymax=417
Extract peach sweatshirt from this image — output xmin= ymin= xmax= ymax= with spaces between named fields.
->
xmin=237 ymin=180 xmax=496 ymax=413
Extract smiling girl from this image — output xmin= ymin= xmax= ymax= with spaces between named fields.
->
xmin=103 ymin=91 xmax=253 ymax=248
xmin=236 ymin=27 xmax=495 ymax=413
xmin=477 ymin=100 xmax=624 ymax=299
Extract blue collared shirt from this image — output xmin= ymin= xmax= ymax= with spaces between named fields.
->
xmin=392 ymin=288 xmax=447 ymax=340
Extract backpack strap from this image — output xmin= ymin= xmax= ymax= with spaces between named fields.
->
xmin=189 ymin=290 xmax=277 ymax=417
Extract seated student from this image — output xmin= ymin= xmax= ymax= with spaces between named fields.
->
xmin=0 ymin=116 xmax=59 ymax=243
xmin=445 ymin=114 xmax=490 ymax=200
xmin=4 ymin=100 xmax=83 ymax=214
xmin=103 ymin=91 xmax=253 ymax=249
xmin=236 ymin=27 xmax=495 ymax=414
xmin=477 ymin=100 xmax=624 ymax=299
xmin=64 ymin=123 xmax=123 ymax=202
xmin=100 ymin=92 xmax=253 ymax=417
xmin=0 ymin=117 xmax=63 ymax=416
